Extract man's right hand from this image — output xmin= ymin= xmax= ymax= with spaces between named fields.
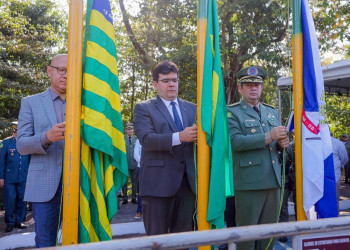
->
xmin=46 ymin=122 xmax=66 ymax=142
xmin=179 ymin=125 xmax=197 ymax=142
xmin=270 ymin=126 xmax=288 ymax=140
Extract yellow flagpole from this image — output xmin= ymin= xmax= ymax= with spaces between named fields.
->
xmin=197 ymin=1 xmax=211 ymax=249
xmin=62 ymin=0 xmax=84 ymax=244
xmin=292 ymin=0 xmax=307 ymax=221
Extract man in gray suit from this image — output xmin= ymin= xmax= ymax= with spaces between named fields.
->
xmin=134 ymin=60 xmax=197 ymax=235
xmin=17 ymin=54 xmax=67 ymax=247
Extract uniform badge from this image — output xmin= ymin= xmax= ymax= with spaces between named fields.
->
xmin=227 ymin=112 xmax=232 ymax=117
xmin=251 ymin=128 xmax=256 ymax=133
xmin=247 ymin=66 xmax=259 ymax=76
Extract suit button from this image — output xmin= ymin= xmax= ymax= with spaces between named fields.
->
xmin=19 ymin=168 xmax=21 ymax=170
xmin=272 ymin=160 xmax=275 ymax=164
xmin=249 ymin=162 xmax=252 ymax=165
xmin=251 ymin=124 xmax=253 ymax=127
xmin=262 ymin=124 xmax=265 ymax=126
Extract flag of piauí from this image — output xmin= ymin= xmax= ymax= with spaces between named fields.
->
xmin=79 ymin=0 xmax=129 ymax=242
xmin=201 ymin=0 xmax=234 ymax=228
xmin=297 ymin=0 xmax=337 ymax=218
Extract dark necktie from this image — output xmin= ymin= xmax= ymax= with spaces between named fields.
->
xmin=253 ymin=106 xmax=261 ymax=118
xmin=129 ymin=137 xmax=131 ymax=144
xmin=171 ymin=101 xmax=183 ymax=131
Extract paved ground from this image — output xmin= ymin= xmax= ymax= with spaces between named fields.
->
xmin=1 ymin=182 xmax=350 ymax=248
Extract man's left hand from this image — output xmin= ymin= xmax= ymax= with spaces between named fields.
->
xmin=278 ymin=137 xmax=290 ymax=148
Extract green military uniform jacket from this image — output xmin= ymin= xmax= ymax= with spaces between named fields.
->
xmin=124 ymin=135 xmax=138 ymax=170
xmin=227 ymin=100 xmax=281 ymax=191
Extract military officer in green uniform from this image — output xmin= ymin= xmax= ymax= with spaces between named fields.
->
xmin=227 ymin=66 xmax=289 ymax=250
xmin=122 ymin=122 xmax=138 ymax=204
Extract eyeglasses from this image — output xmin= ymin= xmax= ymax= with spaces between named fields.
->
xmin=49 ymin=66 xmax=67 ymax=75
xmin=158 ymin=78 xmax=179 ymax=84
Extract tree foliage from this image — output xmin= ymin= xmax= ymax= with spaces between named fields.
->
xmin=1 ymin=0 xmax=349 ymax=136
xmin=0 ymin=0 xmax=67 ymax=137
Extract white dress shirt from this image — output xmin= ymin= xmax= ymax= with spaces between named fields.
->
xmin=159 ymin=96 xmax=183 ymax=146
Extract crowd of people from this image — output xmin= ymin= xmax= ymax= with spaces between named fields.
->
xmin=0 ymin=54 xmax=349 ymax=250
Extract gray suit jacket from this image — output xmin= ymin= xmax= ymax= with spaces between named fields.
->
xmin=134 ymin=95 xmax=196 ymax=197
xmin=17 ymin=88 xmax=64 ymax=202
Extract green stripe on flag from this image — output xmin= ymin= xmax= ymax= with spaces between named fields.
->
xmin=293 ymin=0 xmax=302 ymax=34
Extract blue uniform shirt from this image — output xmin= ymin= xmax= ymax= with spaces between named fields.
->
xmin=0 ymin=137 xmax=31 ymax=183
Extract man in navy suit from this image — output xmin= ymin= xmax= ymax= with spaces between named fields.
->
xmin=0 ymin=122 xmax=31 ymax=232
xmin=134 ymin=61 xmax=197 ymax=235
xmin=17 ymin=54 xmax=67 ymax=247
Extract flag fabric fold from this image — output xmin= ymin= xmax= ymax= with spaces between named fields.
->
xmin=79 ymin=0 xmax=128 ymax=242
xmin=300 ymin=0 xmax=337 ymax=218
xmin=201 ymin=0 xmax=234 ymax=228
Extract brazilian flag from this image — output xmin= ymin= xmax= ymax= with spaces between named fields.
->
xmin=201 ymin=0 xmax=234 ymax=228
xmin=79 ymin=0 xmax=128 ymax=242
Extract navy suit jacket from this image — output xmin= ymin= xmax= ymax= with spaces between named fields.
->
xmin=134 ymin=95 xmax=196 ymax=197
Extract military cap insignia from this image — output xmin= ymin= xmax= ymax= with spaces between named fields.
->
xmin=247 ymin=66 xmax=258 ymax=76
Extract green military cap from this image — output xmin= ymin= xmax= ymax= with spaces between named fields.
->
xmin=125 ymin=122 xmax=134 ymax=129
xmin=11 ymin=121 xmax=18 ymax=132
xmin=237 ymin=66 xmax=267 ymax=84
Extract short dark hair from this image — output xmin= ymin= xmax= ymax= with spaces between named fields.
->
xmin=152 ymin=61 xmax=178 ymax=82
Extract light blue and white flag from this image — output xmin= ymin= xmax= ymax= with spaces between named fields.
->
xmin=301 ymin=0 xmax=337 ymax=218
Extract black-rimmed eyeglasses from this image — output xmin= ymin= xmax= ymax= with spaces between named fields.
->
xmin=158 ymin=78 xmax=178 ymax=84
xmin=49 ymin=66 xmax=67 ymax=75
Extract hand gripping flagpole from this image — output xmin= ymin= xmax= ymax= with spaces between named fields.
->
xmin=62 ymin=0 xmax=84 ymax=244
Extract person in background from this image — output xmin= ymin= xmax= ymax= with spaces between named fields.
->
xmin=330 ymin=132 xmax=348 ymax=214
xmin=227 ymin=66 xmax=289 ymax=250
xmin=341 ymin=134 xmax=350 ymax=185
xmin=0 ymin=139 xmax=4 ymax=211
xmin=133 ymin=138 xmax=142 ymax=219
xmin=122 ymin=122 xmax=138 ymax=205
xmin=0 ymin=121 xmax=31 ymax=232
xmin=278 ymin=141 xmax=296 ymax=242
xmin=17 ymin=54 xmax=67 ymax=247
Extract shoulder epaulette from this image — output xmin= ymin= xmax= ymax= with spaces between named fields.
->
xmin=261 ymin=102 xmax=276 ymax=109
xmin=227 ymin=102 xmax=240 ymax=107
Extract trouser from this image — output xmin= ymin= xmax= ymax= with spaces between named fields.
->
xmin=122 ymin=168 xmax=137 ymax=201
xmin=32 ymin=182 xmax=62 ymax=248
xmin=136 ymin=168 xmax=142 ymax=214
xmin=279 ymin=188 xmax=296 ymax=222
xmin=235 ymin=188 xmax=280 ymax=250
xmin=4 ymin=182 xmax=27 ymax=225
xmin=142 ymin=175 xmax=196 ymax=235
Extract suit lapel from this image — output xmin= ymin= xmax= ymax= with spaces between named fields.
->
xmin=42 ymin=88 xmax=57 ymax=127
xmin=155 ymin=95 xmax=178 ymax=132
xmin=178 ymin=98 xmax=190 ymax=128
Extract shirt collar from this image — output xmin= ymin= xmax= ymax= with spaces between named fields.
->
xmin=49 ymin=87 xmax=65 ymax=102
xmin=159 ymin=96 xmax=178 ymax=107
